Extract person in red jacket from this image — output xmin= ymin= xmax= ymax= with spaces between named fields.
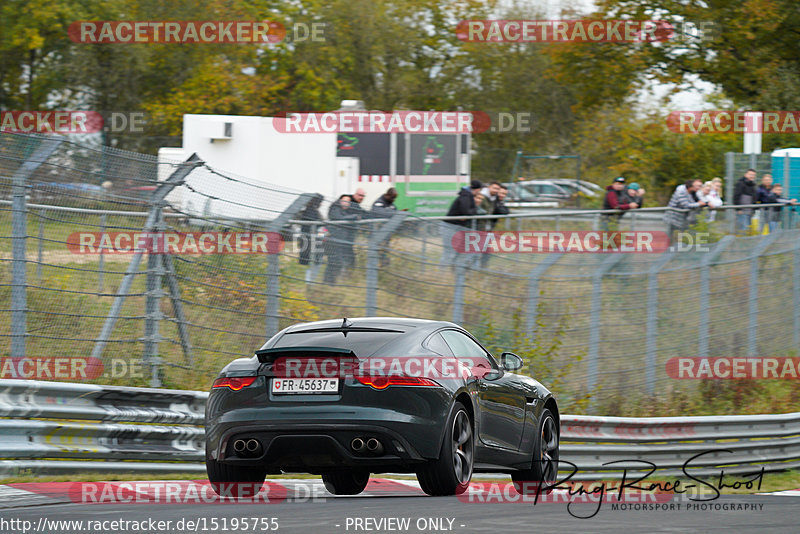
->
xmin=601 ymin=177 xmax=638 ymax=229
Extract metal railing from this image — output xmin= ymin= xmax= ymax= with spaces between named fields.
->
xmin=0 ymin=379 xmax=796 ymax=479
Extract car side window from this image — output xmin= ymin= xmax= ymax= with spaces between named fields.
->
xmin=425 ymin=332 xmax=454 ymax=357
xmin=440 ymin=330 xmax=496 ymax=376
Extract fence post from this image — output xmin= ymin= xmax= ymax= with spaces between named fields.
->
xmin=264 ymin=193 xmax=318 ymax=338
xmin=91 ymin=154 xmax=202 ymax=361
xmin=366 ymin=212 xmax=409 ymax=316
xmin=795 ymin=235 xmax=800 ymax=349
xmin=526 ymin=254 xmax=563 ymax=336
xmin=452 ymin=254 xmax=471 ymax=324
xmin=143 ymin=210 xmax=165 ymax=387
xmin=645 ymin=250 xmax=675 ymax=395
xmin=725 ymin=152 xmax=735 ymax=226
xmin=10 ymin=136 xmax=62 ymax=359
xmin=587 ymin=254 xmax=626 ymax=394
xmin=36 ymin=209 xmax=45 ymax=281
xmin=98 ymin=214 xmax=106 ymax=292
xmin=748 ymin=233 xmax=779 ymax=357
xmin=698 ymin=236 xmax=734 ymax=360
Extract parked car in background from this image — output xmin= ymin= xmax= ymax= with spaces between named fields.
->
xmin=502 ymin=179 xmax=601 ymax=208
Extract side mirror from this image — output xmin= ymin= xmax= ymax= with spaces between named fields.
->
xmin=500 ymin=352 xmax=523 ymax=372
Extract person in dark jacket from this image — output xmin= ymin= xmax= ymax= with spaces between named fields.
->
xmin=371 ymin=187 xmax=399 ymax=267
xmin=297 ymin=196 xmax=323 ymax=266
xmin=446 ymin=180 xmax=483 ymax=228
xmin=371 ymin=187 xmax=398 ymax=218
xmin=733 ymin=169 xmax=757 ymax=233
xmin=761 ymin=183 xmax=797 ymax=232
xmin=755 ymin=173 xmax=773 ymax=203
xmin=441 ymin=180 xmax=482 ymax=266
xmin=323 ymin=195 xmax=361 ymax=284
xmin=601 ymin=177 xmax=638 ymax=229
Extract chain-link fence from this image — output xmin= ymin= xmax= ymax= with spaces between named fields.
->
xmin=2 ymin=132 xmax=799 ymax=411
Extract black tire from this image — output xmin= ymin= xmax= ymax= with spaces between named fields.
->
xmin=416 ymin=401 xmax=474 ymax=496
xmin=512 ymin=408 xmax=559 ymax=495
xmin=321 ymin=470 xmax=370 ymax=495
xmin=206 ymin=457 xmax=267 ymax=496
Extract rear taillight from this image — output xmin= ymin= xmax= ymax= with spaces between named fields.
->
xmin=212 ymin=376 xmax=258 ymax=391
xmin=356 ymin=375 xmax=439 ymax=390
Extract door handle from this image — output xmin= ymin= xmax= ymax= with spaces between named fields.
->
xmin=477 ymin=381 xmax=488 ymax=391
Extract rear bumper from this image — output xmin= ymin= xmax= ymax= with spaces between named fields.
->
xmin=210 ymin=423 xmax=432 ymax=474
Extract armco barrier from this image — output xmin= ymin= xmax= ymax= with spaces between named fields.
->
xmin=0 ymin=379 xmax=207 ymax=475
xmin=0 ymin=380 xmax=798 ymax=479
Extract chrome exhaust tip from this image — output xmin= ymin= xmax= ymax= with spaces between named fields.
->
xmin=366 ymin=438 xmax=383 ymax=454
xmin=351 ymin=437 xmax=365 ymax=452
xmin=245 ymin=439 xmax=261 ymax=453
xmin=233 ymin=439 xmax=246 ymax=454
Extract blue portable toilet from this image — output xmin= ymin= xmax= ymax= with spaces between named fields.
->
xmin=772 ymin=148 xmax=800 ymax=200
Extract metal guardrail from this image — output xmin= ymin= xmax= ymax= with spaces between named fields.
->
xmin=0 ymin=380 xmax=797 ymax=479
xmin=0 ymin=379 xmax=207 ymax=475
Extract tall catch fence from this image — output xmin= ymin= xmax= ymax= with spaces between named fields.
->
xmin=1 ymin=133 xmax=798 ymax=411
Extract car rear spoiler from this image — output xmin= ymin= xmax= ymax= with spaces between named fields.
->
xmin=255 ymin=346 xmax=358 ymax=364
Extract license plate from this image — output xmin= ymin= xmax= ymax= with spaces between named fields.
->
xmin=271 ymin=378 xmax=339 ymax=394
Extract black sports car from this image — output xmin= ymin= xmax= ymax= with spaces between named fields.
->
xmin=205 ymin=317 xmax=559 ymax=496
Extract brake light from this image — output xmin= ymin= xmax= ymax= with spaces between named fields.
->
xmin=356 ymin=375 xmax=440 ymax=390
xmin=212 ymin=376 xmax=258 ymax=391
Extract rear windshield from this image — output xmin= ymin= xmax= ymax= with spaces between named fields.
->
xmin=272 ymin=330 xmax=404 ymax=357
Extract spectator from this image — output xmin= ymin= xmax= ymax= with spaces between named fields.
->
xmin=493 ymin=185 xmax=511 ymax=223
xmin=371 ymin=187 xmax=399 ymax=267
xmin=761 ymin=183 xmax=797 ymax=232
xmin=696 ymin=181 xmax=723 ymax=222
xmin=446 ymin=180 xmax=483 ymax=228
xmin=441 ymin=180 xmax=482 ymax=266
xmin=324 ymin=194 xmax=361 ymax=284
xmin=478 ymin=186 xmax=510 ymax=269
xmin=479 ymin=182 xmax=501 ymax=229
xmin=756 ymin=173 xmax=773 ymax=204
xmin=711 ymin=177 xmax=723 ymax=200
xmin=479 ymin=181 xmax=502 ymax=221
xmin=602 ymin=177 xmax=638 ymax=229
xmin=297 ymin=196 xmax=323 ymax=267
xmin=664 ymin=179 xmax=707 ymax=244
xmin=617 ymin=182 xmax=645 ymax=222
xmin=733 ymin=168 xmax=757 ymax=233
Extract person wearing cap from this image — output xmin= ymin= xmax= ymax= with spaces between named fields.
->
xmin=622 ymin=182 xmax=645 ymax=207
xmin=602 ymin=177 xmax=638 ymax=229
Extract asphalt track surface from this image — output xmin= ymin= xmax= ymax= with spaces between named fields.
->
xmin=1 ymin=479 xmax=799 ymax=534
